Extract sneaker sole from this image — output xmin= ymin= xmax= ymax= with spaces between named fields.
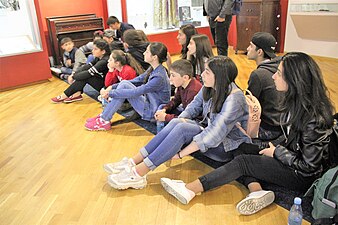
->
xmin=51 ymin=100 xmax=64 ymax=104
xmin=160 ymin=178 xmax=188 ymax=204
xmin=107 ymin=176 xmax=146 ymax=190
xmin=63 ymin=98 xmax=83 ymax=103
xmin=236 ymin=191 xmax=275 ymax=215
xmin=85 ymin=126 xmax=111 ymax=131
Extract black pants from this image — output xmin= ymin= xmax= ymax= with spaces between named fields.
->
xmin=199 ymin=143 xmax=316 ymax=193
xmin=64 ymin=76 xmax=104 ymax=97
xmin=208 ymin=15 xmax=232 ymax=56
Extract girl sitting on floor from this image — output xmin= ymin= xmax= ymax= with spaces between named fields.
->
xmin=99 ymin=49 xmax=144 ymax=106
xmin=85 ymin=42 xmax=171 ymax=131
xmin=161 ymin=52 xmax=335 ymax=216
xmin=187 ymin=34 xmax=214 ymax=84
xmin=103 ymin=56 xmax=251 ymax=190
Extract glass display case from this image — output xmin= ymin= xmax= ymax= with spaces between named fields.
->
xmin=0 ymin=0 xmax=42 ymax=57
xmin=125 ymin=0 xmax=208 ymax=34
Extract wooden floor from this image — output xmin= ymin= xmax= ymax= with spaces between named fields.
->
xmin=0 ymin=48 xmax=337 ymax=225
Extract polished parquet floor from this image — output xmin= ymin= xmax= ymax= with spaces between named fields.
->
xmin=0 ymin=48 xmax=337 ymax=225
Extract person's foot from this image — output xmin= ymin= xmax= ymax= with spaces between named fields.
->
xmin=236 ymin=190 xmax=275 ymax=215
xmin=60 ymin=74 xmax=69 ymax=80
xmin=86 ymin=114 xmax=101 ymax=123
xmin=107 ymin=167 xmax=147 ymax=190
xmin=103 ymin=157 xmax=135 ymax=174
xmin=63 ymin=95 xmax=83 ymax=103
xmin=85 ymin=117 xmax=111 ymax=131
xmin=160 ymin=178 xmax=196 ymax=204
xmin=51 ymin=95 xmax=66 ymax=103
xmin=50 ymin=67 xmax=61 ymax=75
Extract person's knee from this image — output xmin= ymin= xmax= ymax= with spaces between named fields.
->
xmin=117 ymin=80 xmax=133 ymax=89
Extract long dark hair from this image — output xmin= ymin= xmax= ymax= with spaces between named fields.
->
xmin=110 ymin=50 xmax=144 ymax=75
xmin=123 ymin=29 xmax=148 ymax=47
xmin=203 ymin=56 xmax=238 ymax=113
xmin=144 ymin=42 xmax=168 ymax=83
xmin=180 ymin=24 xmax=197 ymax=59
xmin=189 ymin=34 xmax=214 ymax=76
xmin=280 ymin=52 xmax=334 ymax=130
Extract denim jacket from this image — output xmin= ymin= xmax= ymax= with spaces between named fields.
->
xmin=110 ymin=64 xmax=171 ymax=120
xmin=179 ymin=83 xmax=251 ymax=152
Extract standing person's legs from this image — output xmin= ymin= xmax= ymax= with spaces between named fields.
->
xmin=208 ymin=18 xmax=216 ymax=43
xmin=215 ymin=15 xmax=232 ymax=56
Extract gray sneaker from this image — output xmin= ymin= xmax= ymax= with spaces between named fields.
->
xmin=103 ymin=157 xmax=135 ymax=174
xmin=236 ymin=190 xmax=275 ymax=215
xmin=107 ymin=167 xmax=147 ymax=190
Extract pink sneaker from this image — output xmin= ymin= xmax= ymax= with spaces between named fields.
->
xmin=86 ymin=114 xmax=101 ymax=123
xmin=63 ymin=95 xmax=83 ymax=103
xmin=85 ymin=117 xmax=111 ymax=131
xmin=51 ymin=95 xmax=66 ymax=103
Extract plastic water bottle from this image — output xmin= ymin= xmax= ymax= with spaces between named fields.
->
xmin=156 ymin=121 xmax=165 ymax=134
xmin=288 ymin=197 xmax=303 ymax=225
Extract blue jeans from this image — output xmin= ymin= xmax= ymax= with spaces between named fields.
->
xmin=86 ymin=54 xmax=95 ymax=64
xmin=101 ymin=81 xmax=145 ymax=121
xmin=61 ymin=67 xmax=72 ymax=75
xmin=140 ymin=118 xmax=232 ymax=170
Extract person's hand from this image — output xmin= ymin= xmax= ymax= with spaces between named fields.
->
xmin=154 ymin=110 xmax=166 ymax=121
xmin=67 ymin=75 xmax=74 ymax=84
xmin=214 ymin=16 xmax=225 ymax=22
xmin=101 ymin=90 xmax=109 ymax=99
xmin=66 ymin=59 xmax=72 ymax=67
xmin=259 ymin=142 xmax=275 ymax=157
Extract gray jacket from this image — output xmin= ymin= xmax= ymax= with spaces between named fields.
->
xmin=179 ymin=83 xmax=251 ymax=153
xmin=203 ymin=0 xmax=233 ymax=18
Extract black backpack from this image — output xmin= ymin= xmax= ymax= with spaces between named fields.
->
xmin=323 ymin=113 xmax=338 ymax=172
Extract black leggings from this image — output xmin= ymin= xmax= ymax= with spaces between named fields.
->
xmin=64 ymin=76 xmax=104 ymax=97
xmin=199 ymin=143 xmax=316 ymax=193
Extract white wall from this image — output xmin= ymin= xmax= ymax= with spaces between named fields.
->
xmin=284 ymin=0 xmax=338 ymax=58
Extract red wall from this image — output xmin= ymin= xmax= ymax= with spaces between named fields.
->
xmin=38 ymin=0 xmax=107 ymax=56
xmin=279 ymin=0 xmax=288 ymax=53
xmin=0 ymin=0 xmax=51 ymax=90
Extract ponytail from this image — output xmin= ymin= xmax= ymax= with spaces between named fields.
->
xmin=125 ymin=52 xmax=144 ymax=75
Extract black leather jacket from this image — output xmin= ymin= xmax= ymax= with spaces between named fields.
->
xmin=274 ymin=119 xmax=331 ymax=178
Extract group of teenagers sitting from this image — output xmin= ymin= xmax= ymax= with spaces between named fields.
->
xmin=50 ymin=22 xmax=336 ymax=216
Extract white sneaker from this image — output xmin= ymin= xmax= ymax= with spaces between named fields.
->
xmin=160 ymin=178 xmax=196 ymax=204
xmin=236 ymin=190 xmax=275 ymax=215
xmin=103 ymin=157 xmax=135 ymax=174
xmin=107 ymin=167 xmax=147 ymax=190
xmin=50 ymin=67 xmax=61 ymax=74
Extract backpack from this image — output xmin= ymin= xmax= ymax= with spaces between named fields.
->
xmin=323 ymin=113 xmax=338 ymax=172
xmin=305 ymin=167 xmax=338 ymax=224
xmin=232 ymin=0 xmax=243 ymax=15
xmin=233 ymin=89 xmax=262 ymax=138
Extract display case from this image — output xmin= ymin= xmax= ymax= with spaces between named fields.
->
xmin=284 ymin=0 xmax=338 ymax=58
xmin=124 ymin=0 xmax=208 ymax=34
xmin=0 ymin=0 xmax=42 ymax=57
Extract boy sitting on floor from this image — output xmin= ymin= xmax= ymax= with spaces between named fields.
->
xmin=59 ymin=37 xmax=87 ymax=80
xmin=154 ymin=59 xmax=202 ymax=125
